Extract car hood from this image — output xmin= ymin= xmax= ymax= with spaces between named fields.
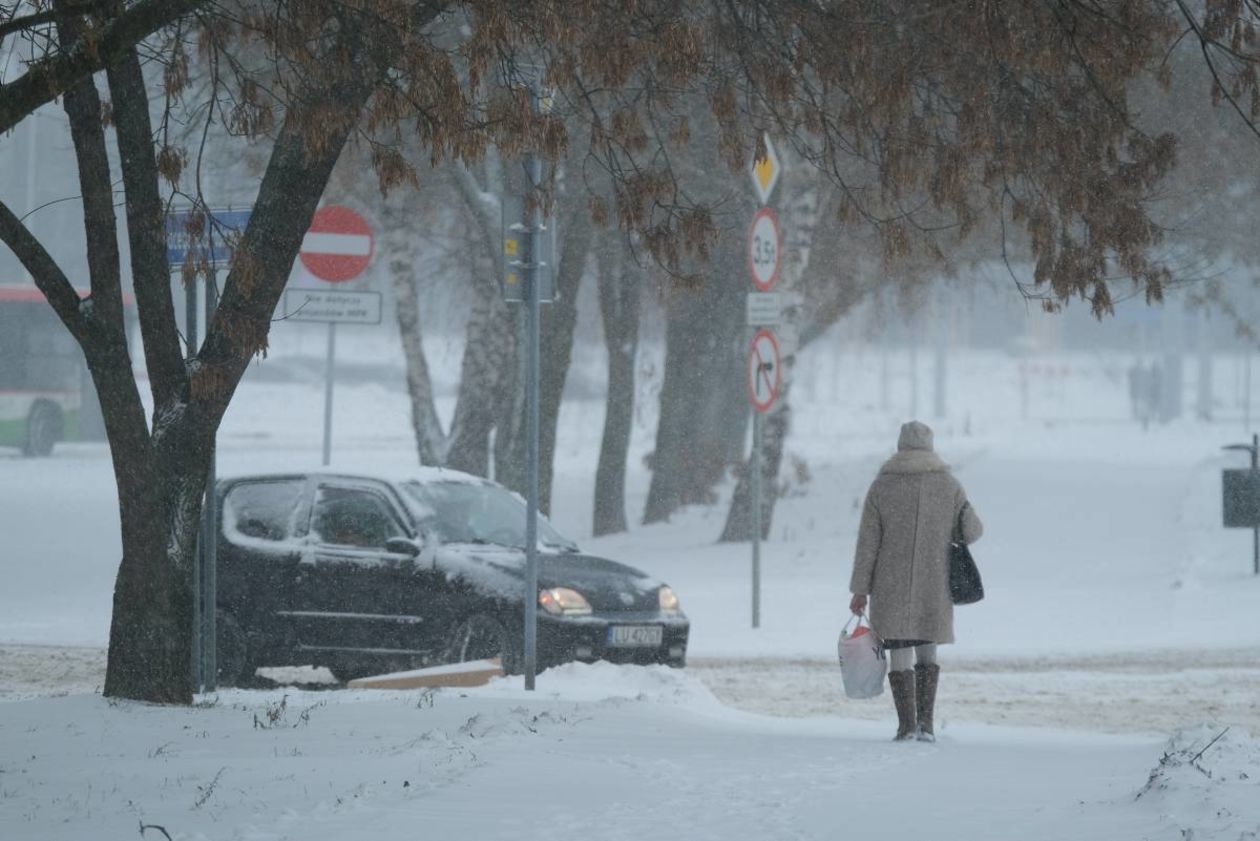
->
xmin=433 ymin=544 xmax=664 ymax=612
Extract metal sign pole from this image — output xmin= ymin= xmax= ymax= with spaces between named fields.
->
xmin=166 ymin=206 xmax=253 ymax=694
xmin=186 ymin=277 xmax=202 ymax=692
xmin=751 ymin=409 xmax=762 ymax=629
xmin=523 ymin=80 xmax=543 ymax=692
xmin=322 ymin=322 xmax=336 ymax=466
xmin=202 ymin=265 xmax=219 ymax=691
xmin=1244 ymin=433 xmax=1254 ymax=580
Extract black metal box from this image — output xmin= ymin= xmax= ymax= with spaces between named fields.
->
xmin=1223 ymin=469 xmax=1260 ymax=528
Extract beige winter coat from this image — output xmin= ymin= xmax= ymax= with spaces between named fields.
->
xmin=849 ymin=422 xmax=983 ymax=645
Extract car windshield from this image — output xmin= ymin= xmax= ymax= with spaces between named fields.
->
xmin=402 ymin=480 xmax=578 ymax=552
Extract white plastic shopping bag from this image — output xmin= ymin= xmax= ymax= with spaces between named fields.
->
xmin=837 ymin=614 xmax=886 ymax=699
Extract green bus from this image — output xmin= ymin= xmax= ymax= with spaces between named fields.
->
xmin=0 ymin=286 xmax=112 ymax=456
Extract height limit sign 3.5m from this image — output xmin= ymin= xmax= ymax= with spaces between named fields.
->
xmin=747 ymin=208 xmax=782 ymax=292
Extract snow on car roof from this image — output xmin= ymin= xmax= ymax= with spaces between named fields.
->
xmin=218 ymin=465 xmax=493 ymax=487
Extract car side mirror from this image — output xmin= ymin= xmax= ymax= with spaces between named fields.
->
xmin=384 ymin=537 xmax=422 ymax=557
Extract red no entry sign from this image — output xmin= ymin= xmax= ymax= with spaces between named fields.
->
xmin=747 ymin=328 xmax=781 ymax=413
xmin=300 ymin=205 xmax=374 ymax=283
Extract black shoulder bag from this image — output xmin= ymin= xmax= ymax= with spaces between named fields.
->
xmin=949 ymin=503 xmax=984 ymax=605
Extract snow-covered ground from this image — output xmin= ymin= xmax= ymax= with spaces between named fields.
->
xmin=1 ymin=664 xmax=1256 ymax=841
xmin=3 ymin=342 xmax=1260 ymax=838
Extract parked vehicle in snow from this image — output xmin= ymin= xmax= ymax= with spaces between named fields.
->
xmin=0 ymin=286 xmax=120 ymax=456
xmin=214 ymin=469 xmax=689 ymax=685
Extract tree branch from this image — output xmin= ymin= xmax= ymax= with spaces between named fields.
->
xmin=197 ymin=82 xmax=375 ymax=420
xmin=106 ymin=41 xmax=189 ymax=407
xmin=0 ymin=199 xmax=84 ymax=337
xmin=57 ymin=2 xmax=125 ymax=332
xmin=0 ymin=0 xmax=207 ymax=135
xmin=447 ymin=162 xmax=501 ymax=267
xmin=0 ymin=1 xmax=104 ymax=42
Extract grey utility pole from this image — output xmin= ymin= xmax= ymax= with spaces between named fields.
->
xmin=522 ymin=80 xmax=544 ymax=692
xmin=751 ymin=410 xmax=762 ymax=628
xmin=202 ymin=265 xmax=219 ymax=691
xmin=322 ymin=323 xmax=336 ymax=466
xmin=186 ymin=261 xmax=220 ymax=692
xmin=187 ymin=266 xmax=201 ymax=690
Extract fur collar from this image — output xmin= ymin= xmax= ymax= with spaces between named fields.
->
xmin=879 ymin=449 xmax=950 ymax=475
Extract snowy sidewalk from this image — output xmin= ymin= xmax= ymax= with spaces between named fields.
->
xmin=1 ymin=664 xmax=1256 ymax=841
xmin=689 ymin=651 xmax=1260 ymax=734
xmin=8 ymin=644 xmax=1260 ymax=736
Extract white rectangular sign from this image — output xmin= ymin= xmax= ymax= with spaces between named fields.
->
xmin=746 ymin=292 xmax=782 ymax=326
xmin=283 ymin=289 xmax=382 ymax=325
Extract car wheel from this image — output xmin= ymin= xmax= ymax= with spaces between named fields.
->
xmin=445 ymin=613 xmax=521 ymax=674
xmin=215 ymin=610 xmax=257 ymax=687
xmin=22 ymin=401 xmax=62 ymax=457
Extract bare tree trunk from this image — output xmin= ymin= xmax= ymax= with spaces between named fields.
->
xmin=536 ymin=204 xmax=596 ymax=514
xmin=385 ymin=210 xmax=445 ymax=465
xmin=643 ymin=225 xmax=748 ymax=524
xmin=442 ymin=162 xmax=518 ymax=478
xmin=387 ymin=159 xmax=521 ymax=478
xmin=593 ymin=233 xmax=642 ymax=536
xmin=0 ymin=13 xmax=377 ymax=700
xmin=445 ymin=268 xmax=515 ymax=476
xmin=49 ymin=22 xmax=201 ymax=701
xmin=106 ymin=424 xmax=211 ymax=701
xmin=493 ymin=313 xmax=525 ymax=490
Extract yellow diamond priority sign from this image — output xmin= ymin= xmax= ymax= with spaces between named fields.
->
xmin=751 ymin=133 xmax=781 ymax=206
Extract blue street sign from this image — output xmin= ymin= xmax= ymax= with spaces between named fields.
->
xmin=165 ymin=207 xmax=252 ymax=268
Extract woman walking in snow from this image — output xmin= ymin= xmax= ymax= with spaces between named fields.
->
xmin=848 ymin=421 xmax=983 ymax=742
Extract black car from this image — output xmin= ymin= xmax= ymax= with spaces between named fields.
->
xmin=214 ymin=469 xmax=689 ymax=685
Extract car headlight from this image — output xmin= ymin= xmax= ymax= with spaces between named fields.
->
xmin=658 ymin=585 xmax=681 ymax=613
xmin=539 ymin=587 xmax=592 ymax=616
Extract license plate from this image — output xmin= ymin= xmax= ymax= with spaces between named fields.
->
xmin=607 ymin=625 xmax=663 ymax=648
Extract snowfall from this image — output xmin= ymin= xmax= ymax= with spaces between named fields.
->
xmin=2 ymin=323 xmax=1259 ymax=840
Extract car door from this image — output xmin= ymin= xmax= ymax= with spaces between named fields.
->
xmin=216 ymin=477 xmax=310 ymax=660
xmin=295 ymin=480 xmax=435 ymax=658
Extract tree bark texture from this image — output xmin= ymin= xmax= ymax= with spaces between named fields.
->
xmin=642 ymin=223 xmax=749 ymax=524
xmin=535 ymin=199 xmax=596 ymax=514
xmin=443 ymin=162 xmax=518 ymax=479
xmin=384 ymin=206 xmax=445 ymax=466
xmin=387 ymin=186 xmax=517 ymax=476
xmin=444 ymin=274 xmax=515 ymax=476
xmin=493 ymin=307 xmax=527 ymax=491
xmin=592 ymin=233 xmax=642 ymax=536
xmin=51 ymin=14 xmax=199 ymax=702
